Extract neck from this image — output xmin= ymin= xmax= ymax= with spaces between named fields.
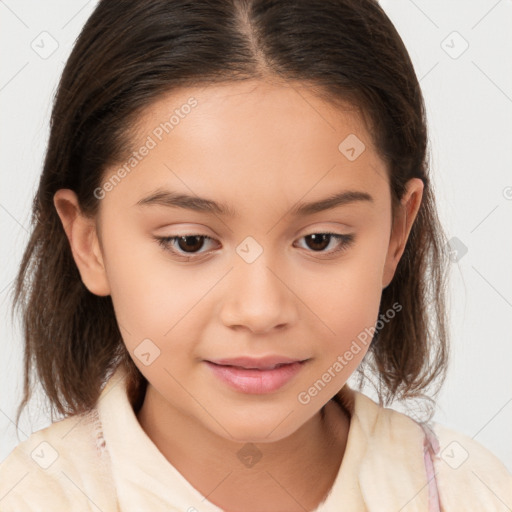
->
xmin=136 ymin=385 xmax=350 ymax=512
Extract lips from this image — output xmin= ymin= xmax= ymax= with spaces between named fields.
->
xmin=204 ymin=359 xmax=308 ymax=394
xmin=207 ymin=355 xmax=307 ymax=371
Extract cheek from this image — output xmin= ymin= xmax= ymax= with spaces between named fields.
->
xmin=320 ymin=272 xmax=381 ymax=357
xmin=328 ymin=235 xmax=387 ymax=310
xmin=307 ymin=233 xmax=389 ymax=354
xmin=101 ymin=227 xmax=206 ymax=349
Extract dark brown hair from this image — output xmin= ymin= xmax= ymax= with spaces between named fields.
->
xmin=11 ymin=0 xmax=450 ymax=431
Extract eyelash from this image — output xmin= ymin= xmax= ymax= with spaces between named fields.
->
xmin=154 ymin=232 xmax=355 ymax=261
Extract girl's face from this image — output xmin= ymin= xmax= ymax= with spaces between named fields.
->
xmin=59 ymin=79 xmax=423 ymax=442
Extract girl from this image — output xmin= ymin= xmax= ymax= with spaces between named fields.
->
xmin=1 ymin=0 xmax=511 ymax=510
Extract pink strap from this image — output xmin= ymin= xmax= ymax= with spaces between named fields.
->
xmin=420 ymin=423 xmax=442 ymax=511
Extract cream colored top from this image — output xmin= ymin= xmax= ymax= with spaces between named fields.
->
xmin=1 ymin=364 xmax=511 ymax=511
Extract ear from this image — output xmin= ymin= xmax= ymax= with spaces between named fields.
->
xmin=382 ymin=178 xmax=424 ymax=289
xmin=53 ymin=189 xmax=111 ymax=296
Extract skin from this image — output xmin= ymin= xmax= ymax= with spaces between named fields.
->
xmin=54 ymin=78 xmax=423 ymax=511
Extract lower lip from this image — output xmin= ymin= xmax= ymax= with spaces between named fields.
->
xmin=204 ymin=361 xmax=306 ymax=394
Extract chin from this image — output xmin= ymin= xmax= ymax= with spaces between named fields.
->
xmin=207 ymin=413 xmax=305 ymax=445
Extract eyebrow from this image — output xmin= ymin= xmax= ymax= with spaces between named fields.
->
xmin=135 ymin=188 xmax=373 ymax=216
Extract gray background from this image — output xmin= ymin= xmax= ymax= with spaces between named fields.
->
xmin=1 ymin=0 xmax=511 ymax=474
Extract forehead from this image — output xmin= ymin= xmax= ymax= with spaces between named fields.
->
xmin=101 ymin=79 xmax=389 ymax=216
xmin=135 ymin=79 xmax=373 ymax=151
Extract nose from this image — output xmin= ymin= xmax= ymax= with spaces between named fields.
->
xmin=219 ymin=255 xmax=299 ymax=334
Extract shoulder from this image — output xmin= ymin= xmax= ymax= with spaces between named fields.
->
xmin=342 ymin=388 xmax=512 ymax=510
xmin=0 ymin=409 xmax=117 ymax=512
xmin=430 ymin=422 xmax=512 ymax=512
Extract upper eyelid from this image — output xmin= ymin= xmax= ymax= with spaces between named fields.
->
xmin=158 ymin=230 xmax=352 ymax=243
xmin=157 ymin=231 xmax=354 ymax=256
xmin=156 ymin=223 xmax=354 ymax=238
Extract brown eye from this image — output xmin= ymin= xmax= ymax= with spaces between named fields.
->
xmin=175 ymin=235 xmax=206 ymax=253
xmin=304 ymin=233 xmax=331 ymax=251
xmin=155 ymin=234 xmax=217 ymax=258
xmin=155 ymin=231 xmax=355 ymax=262
xmin=295 ymin=232 xmax=355 ymax=256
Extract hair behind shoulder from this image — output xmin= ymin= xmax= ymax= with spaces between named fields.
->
xmin=10 ymin=0 xmax=450 ymax=433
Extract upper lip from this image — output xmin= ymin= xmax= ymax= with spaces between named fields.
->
xmin=206 ymin=355 xmax=307 ymax=370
